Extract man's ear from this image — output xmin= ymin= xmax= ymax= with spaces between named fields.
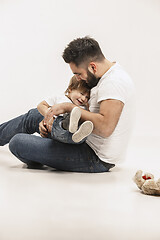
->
xmin=88 ymin=62 xmax=97 ymax=74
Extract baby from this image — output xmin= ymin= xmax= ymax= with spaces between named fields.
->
xmin=37 ymin=76 xmax=93 ymax=144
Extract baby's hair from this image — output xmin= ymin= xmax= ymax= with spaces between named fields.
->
xmin=65 ymin=76 xmax=91 ymax=95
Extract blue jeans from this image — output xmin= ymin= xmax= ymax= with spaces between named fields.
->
xmin=0 ymin=108 xmax=115 ymax=172
xmin=51 ymin=116 xmax=85 ymax=144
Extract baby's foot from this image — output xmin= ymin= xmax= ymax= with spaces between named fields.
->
xmin=69 ymin=107 xmax=81 ymax=133
xmin=72 ymin=121 xmax=93 ymax=143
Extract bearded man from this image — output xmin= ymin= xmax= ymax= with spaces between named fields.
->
xmin=3 ymin=37 xmax=135 ymax=172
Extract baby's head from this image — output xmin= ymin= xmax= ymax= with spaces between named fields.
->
xmin=65 ymin=76 xmax=91 ymax=106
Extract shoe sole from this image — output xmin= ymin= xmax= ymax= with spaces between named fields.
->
xmin=72 ymin=121 xmax=93 ymax=143
xmin=69 ymin=107 xmax=81 ymax=133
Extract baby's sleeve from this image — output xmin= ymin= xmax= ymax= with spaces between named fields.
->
xmin=43 ymin=96 xmax=56 ymax=106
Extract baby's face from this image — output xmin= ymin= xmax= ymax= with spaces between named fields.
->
xmin=69 ymin=89 xmax=89 ymax=106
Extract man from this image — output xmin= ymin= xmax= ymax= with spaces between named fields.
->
xmin=8 ymin=36 xmax=135 ymax=172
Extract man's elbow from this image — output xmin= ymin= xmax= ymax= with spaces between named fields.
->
xmin=96 ymin=127 xmax=114 ymax=138
xmin=102 ymin=129 xmax=113 ymax=138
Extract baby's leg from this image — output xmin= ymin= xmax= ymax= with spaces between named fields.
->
xmin=51 ymin=107 xmax=93 ymax=144
xmin=51 ymin=116 xmax=75 ymax=144
xmin=62 ymin=107 xmax=81 ymax=133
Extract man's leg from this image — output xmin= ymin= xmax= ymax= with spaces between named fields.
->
xmin=9 ymin=133 xmax=115 ymax=173
xmin=0 ymin=108 xmax=43 ymax=146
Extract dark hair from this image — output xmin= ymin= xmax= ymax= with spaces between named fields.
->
xmin=62 ymin=36 xmax=105 ymax=66
xmin=65 ymin=76 xmax=90 ymax=95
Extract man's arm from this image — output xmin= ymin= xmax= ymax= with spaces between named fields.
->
xmin=44 ymin=99 xmax=124 ymax=138
xmin=80 ymin=99 xmax=124 ymax=137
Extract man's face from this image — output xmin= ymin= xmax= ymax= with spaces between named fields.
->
xmin=86 ymin=69 xmax=100 ymax=88
xmin=69 ymin=62 xmax=100 ymax=88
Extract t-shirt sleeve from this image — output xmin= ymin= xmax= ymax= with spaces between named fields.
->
xmin=97 ymin=80 xmax=126 ymax=104
xmin=44 ymin=96 xmax=56 ymax=106
xmin=44 ymin=94 xmax=72 ymax=106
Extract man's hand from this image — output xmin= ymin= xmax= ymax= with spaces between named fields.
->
xmin=39 ymin=120 xmax=49 ymax=138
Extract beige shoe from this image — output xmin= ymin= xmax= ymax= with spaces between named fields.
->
xmin=69 ymin=107 xmax=81 ymax=133
xmin=72 ymin=121 xmax=93 ymax=143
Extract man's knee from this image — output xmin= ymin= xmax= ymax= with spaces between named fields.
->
xmin=27 ymin=108 xmax=42 ymax=119
xmin=9 ymin=134 xmax=22 ymax=155
xmin=25 ymin=108 xmax=43 ymax=134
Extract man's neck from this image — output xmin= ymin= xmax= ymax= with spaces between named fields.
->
xmin=97 ymin=59 xmax=115 ymax=78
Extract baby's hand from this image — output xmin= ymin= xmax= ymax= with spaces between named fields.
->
xmin=39 ymin=120 xmax=48 ymax=138
xmin=46 ymin=118 xmax=54 ymax=133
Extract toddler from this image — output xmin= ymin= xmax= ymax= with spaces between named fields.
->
xmin=37 ymin=76 xmax=93 ymax=144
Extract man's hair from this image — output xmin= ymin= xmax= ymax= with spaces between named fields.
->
xmin=65 ymin=76 xmax=90 ymax=95
xmin=62 ymin=36 xmax=105 ymax=66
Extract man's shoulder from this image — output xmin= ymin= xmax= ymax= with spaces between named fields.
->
xmin=99 ymin=65 xmax=134 ymax=89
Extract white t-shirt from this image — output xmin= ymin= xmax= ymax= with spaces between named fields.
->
xmin=45 ymin=94 xmax=72 ymax=106
xmin=44 ymin=94 xmax=72 ymax=118
xmin=86 ymin=62 xmax=136 ymax=164
xmin=44 ymin=94 xmax=86 ymax=114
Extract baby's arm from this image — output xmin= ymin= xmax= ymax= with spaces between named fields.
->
xmin=37 ymin=100 xmax=51 ymax=117
xmin=37 ymin=100 xmax=56 ymax=135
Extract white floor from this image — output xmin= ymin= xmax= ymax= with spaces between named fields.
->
xmin=0 ymin=136 xmax=160 ymax=240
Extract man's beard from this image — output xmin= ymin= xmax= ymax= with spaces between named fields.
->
xmin=86 ymin=69 xmax=101 ymax=88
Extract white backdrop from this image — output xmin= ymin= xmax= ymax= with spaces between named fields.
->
xmin=0 ymin=0 xmax=160 ymax=137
